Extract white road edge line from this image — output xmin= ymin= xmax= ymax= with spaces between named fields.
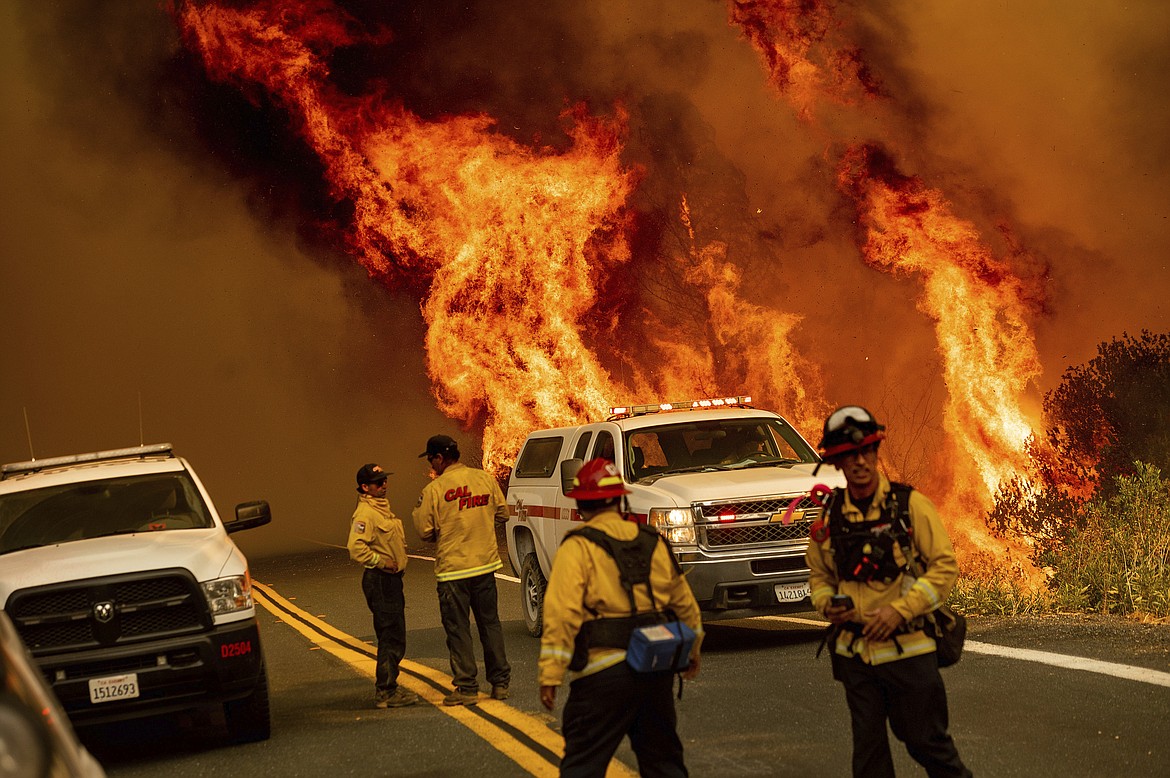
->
xmin=756 ymin=616 xmax=1170 ymax=688
xmin=963 ymin=640 xmax=1170 ymax=688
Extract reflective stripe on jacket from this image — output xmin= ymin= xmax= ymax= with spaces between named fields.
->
xmin=538 ymin=510 xmax=704 ymax=687
xmin=347 ymin=495 xmax=408 ymax=572
xmin=806 ymin=474 xmax=959 ymax=665
xmin=412 ymin=462 xmax=507 ymax=582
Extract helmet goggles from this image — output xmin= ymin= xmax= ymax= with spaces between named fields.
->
xmin=818 ymin=405 xmax=886 ymax=460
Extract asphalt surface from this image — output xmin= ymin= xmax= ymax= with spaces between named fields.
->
xmin=82 ymin=548 xmax=1170 ymax=777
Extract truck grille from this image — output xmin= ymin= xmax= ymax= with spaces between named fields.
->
xmin=697 ymin=495 xmax=822 ymax=549
xmin=6 ymin=570 xmax=211 ymax=654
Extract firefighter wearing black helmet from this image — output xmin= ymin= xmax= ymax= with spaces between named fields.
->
xmin=539 ymin=458 xmax=702 ymax=778
xmin=807 ymin=406 xmax=972 ymax=778
xmin=412 ymin=435 xmax=511 ymax=707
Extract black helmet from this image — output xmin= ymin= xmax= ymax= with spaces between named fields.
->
xmin=818 ymin=405 xmax=886 ymax=459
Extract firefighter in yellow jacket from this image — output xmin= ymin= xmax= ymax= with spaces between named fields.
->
xmin=347 ymin=463 xmax=418 ymax=709
xmin=539 ymin=458 xmax=702 ymax=778
xmin=412 ymin=434 xmax=510 ymax=707
xmin=807 ymin=406 xmax=971 ymax=777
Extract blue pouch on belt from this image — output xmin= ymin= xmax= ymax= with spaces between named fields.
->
xmin=626 ymin=619 xmax=696 ymax=673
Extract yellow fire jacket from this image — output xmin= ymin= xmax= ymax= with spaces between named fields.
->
xmin=412 ymin=462 xmax=507 ymax=582
xmin=806 ymin=474 xmax=959 ymax=665
xmin=347 ymin=495 xmax=408 ymax=572
xmin=538 ymin=510 xmax=704 ymax=687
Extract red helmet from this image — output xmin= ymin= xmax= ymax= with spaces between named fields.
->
xmin=566 ymin=458 xmax=631 ymax=500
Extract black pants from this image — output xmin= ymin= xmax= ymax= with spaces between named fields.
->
xmin=362 ymin=568 xmax=406 ymax=693
xmin=437 ymin=572 xmax=510 ymax=692
xmin=832 ymin=652 xmax=972 ymax=778
xmin=560 ymin=663 xmax=687 ymax=778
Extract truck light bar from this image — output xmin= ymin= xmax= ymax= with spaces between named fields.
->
xmin=609 ymin=395 xmax=754 ymax=419
xmin=1 ymin=443 xmax=175 ymax=479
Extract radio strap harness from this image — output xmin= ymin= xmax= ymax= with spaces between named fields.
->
xmin=567 ymin=524 xmax=693 ymax=697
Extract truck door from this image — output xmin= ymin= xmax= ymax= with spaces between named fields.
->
xmin=508 ymin=435 xmax=569 ymax=564
xmin=551 ymin=425 xmax=618 ymax=544
xmin=547 ymin=429 xmax=595 ymax=548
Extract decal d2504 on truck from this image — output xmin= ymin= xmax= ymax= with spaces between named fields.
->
xmin=0 ymin=443 xmax=274 ymax=745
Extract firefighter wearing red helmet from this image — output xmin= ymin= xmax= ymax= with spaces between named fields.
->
xmin=538 ymin=458 xmax=702 ymax=777
xmin=807 ymin=406 xmax=972 ymax=777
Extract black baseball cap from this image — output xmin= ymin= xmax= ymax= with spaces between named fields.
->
xmin=419 ymin=434 xmax=459 ymax=459
xmin=356 ymin=463 xmax=391 ymax=486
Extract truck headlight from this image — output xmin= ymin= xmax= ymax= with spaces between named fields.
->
xmin=648 ymin=508 xmax=696 ymax=546
xmin=201 ymin=573 xmax=253 ymax=615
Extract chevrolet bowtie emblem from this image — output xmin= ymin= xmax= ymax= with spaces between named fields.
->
xmin=771 ymin=510 xmax=803 ymax=524
xmin=93 ymin=601 xmax=115 ymax=623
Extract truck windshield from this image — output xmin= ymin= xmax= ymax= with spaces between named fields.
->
xmin=0 ymin=473 xmax=214 ymax=554
xmin=623 ymin=418 xmax=817 ymax=482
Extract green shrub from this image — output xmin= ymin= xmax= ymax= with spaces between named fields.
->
xmin=949 ymin=575 xmax=1052 ymax=617
xmin=1042 ymin=462 xmax=1170 ymax=618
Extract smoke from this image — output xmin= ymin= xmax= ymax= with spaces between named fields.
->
xmin=0 ymin=1 xmax=457 ymax=558
xmin=2 ymin=0 xmax=1167 ymax=555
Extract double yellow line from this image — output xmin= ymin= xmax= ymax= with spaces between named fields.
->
xmin=253 ymin=581 xmax=634 ymax=777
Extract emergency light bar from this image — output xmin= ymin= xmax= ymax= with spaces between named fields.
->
xmin=1 ymin=443 xmax=175 ymax=479
xmin=609 ymin=395 xmax=753 ymax=419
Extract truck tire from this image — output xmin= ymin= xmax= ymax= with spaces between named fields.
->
xmin=521 ymin=554 xmax=546 ymax=638
xmin=224 ymin=660 xmax=271 ymax=744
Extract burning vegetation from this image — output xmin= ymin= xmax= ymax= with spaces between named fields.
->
xmin=169 ymin=0 xmax=1166 ymax=603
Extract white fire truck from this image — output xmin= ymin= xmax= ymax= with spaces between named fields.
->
xmin=504 ymin=396 xmax=844 ymax=635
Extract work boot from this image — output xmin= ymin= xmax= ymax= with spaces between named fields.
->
xmin=490 ymin=685 xmax=510 ymax=701
xmin=375 ymin=687 xmax=420 ymax=709
xmin=442 ymin=688 xmax=479 ymax=707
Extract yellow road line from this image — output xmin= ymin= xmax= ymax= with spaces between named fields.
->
xmin=253 ymin=581 xmax=635 ymax=778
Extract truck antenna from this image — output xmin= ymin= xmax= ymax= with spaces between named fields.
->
xmin=23 ymin=406 xmax=36 ymax=460
xmin=138 ymin=391 xmax=144 ymax=447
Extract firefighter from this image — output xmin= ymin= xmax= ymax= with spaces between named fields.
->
xmin=807 ymin=406 xmax=972 ymax=777
xmin=347 ymin=463 xmax=419 ymax=709
xmin=539 ymin=458 xmax=702 ymax=778
xmin=411 ymin=435 xmax=511 ymax=706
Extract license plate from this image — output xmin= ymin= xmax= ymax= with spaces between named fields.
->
xmin=89 ymin=673 xmax=139 ymax=704
xmin=775 ymin=582 xmax=810 ymax=603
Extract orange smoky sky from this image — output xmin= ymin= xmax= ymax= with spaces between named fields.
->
xmin=1 ymin=0 xmax=1167 ymax=558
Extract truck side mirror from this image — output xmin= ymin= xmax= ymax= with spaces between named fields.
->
xmin=227 ymin=500 xmax=272 ymax=534
xmin=560 ymin=458 xmax=584 ymax=496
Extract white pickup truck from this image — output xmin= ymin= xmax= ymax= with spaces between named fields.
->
xmin=504 ymin=397 xmax=843 ymax=635
xmin=0 ymin=444 xmax=272 ymax=744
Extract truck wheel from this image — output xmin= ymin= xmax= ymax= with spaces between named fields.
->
xmin=224 ymin=660 xmax=271 ymax=744
xmin=521 ymin=554 xmax=546 ymax=638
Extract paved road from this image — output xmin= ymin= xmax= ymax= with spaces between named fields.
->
xmin=85 ymin=548 xmax=1170 ymax=777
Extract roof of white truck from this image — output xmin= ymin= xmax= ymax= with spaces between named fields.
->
xmin=521 ymin=406 xmax=788 ymax=439
xmin=0 ymin=444 xmax=185 ymax=493
xmin=612 ymin=406 xmax=784 ymax=431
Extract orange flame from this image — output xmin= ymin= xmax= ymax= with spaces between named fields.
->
xmin=836 ymin=146 xmax=1046 ymax=578
xmin=677 ymin=196 xmax=826 ymax=433
xmin=727 ymin=0 xmax=883 ymax=120
xmin=178 ymin=0 xmax=636 ymax=470
xmin=728 ymin=3 xmax=1047 ymax=581
xmin=837 ymin=145 xmax=1043 ymax=502
xmin=177 ymin=0 xmax=827 ymax=474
